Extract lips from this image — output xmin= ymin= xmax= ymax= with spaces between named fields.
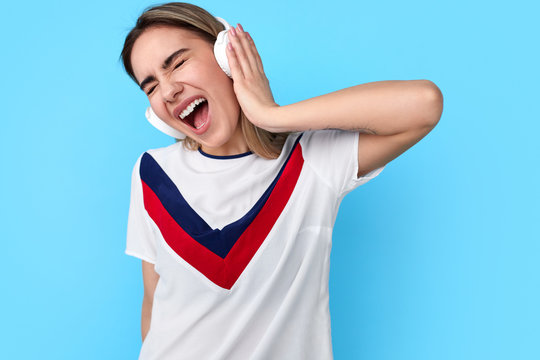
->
xmin=173 ymin=95 xmax=208 ymax=124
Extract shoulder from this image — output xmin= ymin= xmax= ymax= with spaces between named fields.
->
xmin=298 ymin=129 xmax=358 ymax=160
xmin=130 ymin=142 xmax=183 ymax=179
xmin=133 ymin=141 xmax=183 ymax=167
xmin=144 ymin=141 xmax=183 ymax=161
xmin=297 ymin=129 xmax=377 ymax=195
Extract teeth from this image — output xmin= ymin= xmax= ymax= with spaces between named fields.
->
xmin=179 ymin=98 xmax=206 ymax=120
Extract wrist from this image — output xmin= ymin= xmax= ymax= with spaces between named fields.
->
xmin=250 ymin=103 xmax=286 ymax=133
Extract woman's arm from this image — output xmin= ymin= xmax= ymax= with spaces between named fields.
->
xmin=226 ymin=25 xmax=444 ymax=176
xmin=264 ymin=80 xmax=442 ymax=134
xmin=275 ymin=80 xmax=443 ymax=177
xmin=269 ymin=80 xmax=443 ymax=177
xmin=141 ymin=260 xmax=159 ymax=342
xmin=273 ymin=80 xmax=444 ymax=177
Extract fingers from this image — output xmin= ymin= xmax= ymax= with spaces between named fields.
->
xmin=237 ymin=24 xmax=264 ymax=73
xmin=228 ymin=26 xmax=249 ymax=79
xmin=226 ymin=39 xmax=242 ymax=79
xmin=243 ymin=31 xmax=265 ymax=73
xmin=226 ymin=24 xmax=264 ymax=78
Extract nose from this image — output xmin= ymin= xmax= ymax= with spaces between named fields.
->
xmin=161 ymin=79 xmax=183 ymax=103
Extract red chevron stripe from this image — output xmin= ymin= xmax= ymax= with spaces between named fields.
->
xmin=141 ymin=143 xmax=304 ymax=290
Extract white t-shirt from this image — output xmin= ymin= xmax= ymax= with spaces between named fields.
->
xmin=126 ymin=130 xmax=385 ymax=360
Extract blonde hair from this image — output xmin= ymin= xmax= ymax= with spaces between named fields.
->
xmin=120 ymin=2 xmax=289 ymax=159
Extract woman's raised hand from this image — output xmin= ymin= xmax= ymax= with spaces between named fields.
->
xmin=226 ymin=24 xmax=284 ymax=132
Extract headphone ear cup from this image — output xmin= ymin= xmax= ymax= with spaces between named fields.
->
xmin=213 ymin=17 xmax=233 ymax=78
xmin=145 ymin=107 xmax=186 ymax=139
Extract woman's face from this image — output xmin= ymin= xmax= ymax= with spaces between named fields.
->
xmin=130 ymin=26 xmax=246 ymax=154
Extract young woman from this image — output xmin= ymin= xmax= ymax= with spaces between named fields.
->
xmin=122 ymin=2 xmax=443 ymax=359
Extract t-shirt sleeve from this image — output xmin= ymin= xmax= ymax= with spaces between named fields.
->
xmin=125 ymin=154 xmax=157 ymax=264
xmin=300 ymin=129 xmax=385 ymax=196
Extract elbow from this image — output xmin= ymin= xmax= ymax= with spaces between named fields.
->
xmin=420 ymin=80 xmax=444 ymax=127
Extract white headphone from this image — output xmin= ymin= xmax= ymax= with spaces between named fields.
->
xmin=145 ymin=17 xmax=233 ymax=139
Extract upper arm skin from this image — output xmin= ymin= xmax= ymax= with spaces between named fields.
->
xmin=356 ymin=86 xmax=443 ymax=177
xmin=142 ymin=260 xmax=159 ymax=302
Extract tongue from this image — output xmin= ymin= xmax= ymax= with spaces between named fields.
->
xmin=193 ymin=102 xmax=209 ymax=129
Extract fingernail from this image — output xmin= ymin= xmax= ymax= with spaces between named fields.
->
xmin=246 ymin=32 xmax=251 ymax=40
xmin=237 ymin=23 xmax=244 ymax=32
xmin=230 ymin=27 xmax=236 ymax=36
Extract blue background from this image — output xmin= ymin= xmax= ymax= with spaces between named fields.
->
xmin=1 ymin=0 xmax=539 ymax=358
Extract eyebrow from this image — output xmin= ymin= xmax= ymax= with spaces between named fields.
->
xmin=138 ymin=48 xmax=189 ymax=91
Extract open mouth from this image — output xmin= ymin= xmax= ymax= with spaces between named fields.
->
xmin=180 ymin=99 xmax=209 ymax=130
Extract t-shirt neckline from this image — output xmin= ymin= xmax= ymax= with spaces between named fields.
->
xmin=198 ymin=147 xmax=253 ymax=160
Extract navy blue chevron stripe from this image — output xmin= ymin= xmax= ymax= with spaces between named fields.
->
xmin=140 ymin=134 xmax=303 ymax=259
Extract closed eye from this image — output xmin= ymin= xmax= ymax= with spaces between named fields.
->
xmin=174 ymin=60 xmax=186 ymax=70
xmin=146 ymin=85 xmax=157 ymax=96
xmin=145 ymin=60 xmax=186 ymax=95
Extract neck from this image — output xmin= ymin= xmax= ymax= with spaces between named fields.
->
xmin=199 ymin=122 xmax=249 ymax=157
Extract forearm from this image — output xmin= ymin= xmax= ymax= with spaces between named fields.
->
xmin=271 ymin=79 xmax=442 ymax=135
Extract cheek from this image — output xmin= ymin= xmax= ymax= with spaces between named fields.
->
xmin=197 ymin=64 xmax=238 ymax=107
xmin=149 ymin=99 xmax=170 ymax=122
